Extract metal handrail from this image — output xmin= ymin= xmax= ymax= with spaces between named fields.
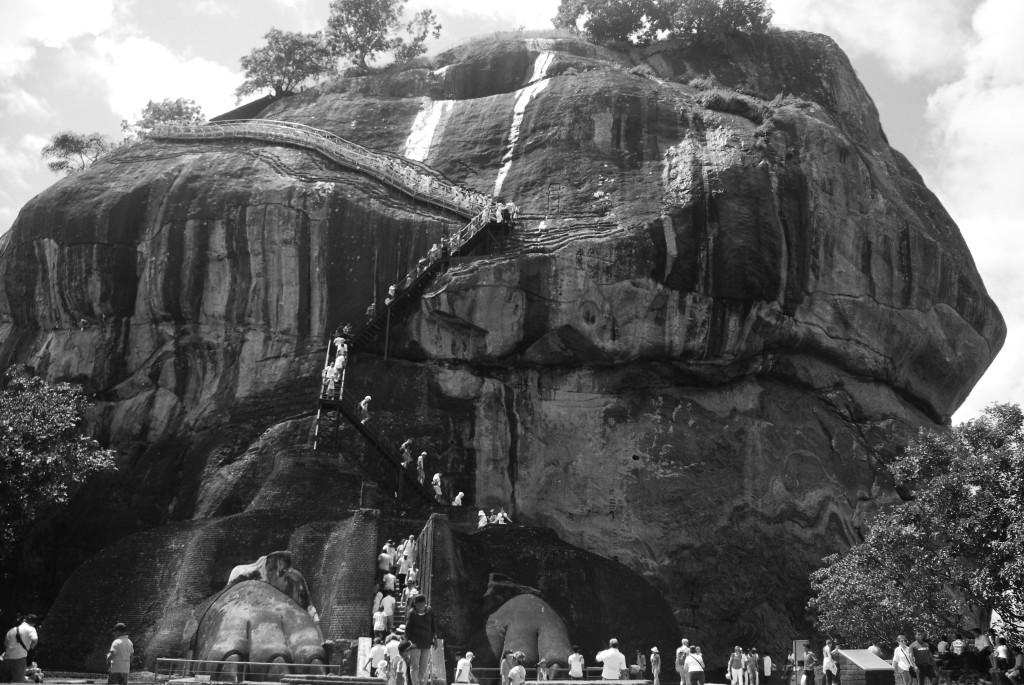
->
xmin=148 ymin=119 xmax=490 ymax=220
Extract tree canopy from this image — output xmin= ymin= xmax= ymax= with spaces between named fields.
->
xmin=40 ymin=131 xmax=114 ymax=176
xmin=809 ymin=403 xmax=1024 ymax=645
xmin=326 ymin=0 xmax=441 ymax=70
xmin=0 ymin=366 xmax=116 ymax=561
xmin=121 ymin=97 xmax=205 ymax=138
xmin=552 ymin=0 xmax=772 ymax=44
xmin=236 ymin=28 xmax=335 ymax=99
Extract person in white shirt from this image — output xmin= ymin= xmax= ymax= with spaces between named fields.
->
xmin=381 ymin=592 xmax=397 ymax=632
xmin=367 ymin=638 xmax=387 ymax=677
xmin=455 ymin=652 xmax=477 ymax=683
xmin=892 ymin=635 xmax=917 ymax=685
xmin=676 ymin=639 xmax=691 ymax=682
xmin=684 ymin=647 xmax=705 ymax=685
xmin=822 ymin=640 xmax=838 ymax=685
xmin=568 ymin=646 xmax=586 ymax=680
xmin=596 ymin=638 xmax=627 ymax=680
xmin=106 ymin=622 xmax=134 ymax=685
xmin=1 ymin=614 xmax=39 ymax=685
xmin=763 ymin=654 xmax=773 ymax=682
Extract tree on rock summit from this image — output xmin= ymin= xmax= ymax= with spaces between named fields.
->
xmin=326 ymin=0 xmax=441 ymax=70
xmin=553 ymin=0 xmax=772 ymax=44
xmin=236 ymin=28 xmax=336 ymax=100
xmin=121 ymin=97 xmax=206 ymax=139
xmin=40 ymin=131 xmax=114 ymax=176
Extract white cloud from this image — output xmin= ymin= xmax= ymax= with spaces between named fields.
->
xmin=0 ymin=0 xmax=118 ymax=78
xmin=925 ymin=0 xmax=1024 ymax=420
xmin=771 ymin=0 xmax=977 ymax=79
xmin=0 ymin=88 xmax=52 ymax=118
xmin=75 ymin=34 xmax=240 ymax=122
xmin=191 ymin=0 xmax=228 ymax=16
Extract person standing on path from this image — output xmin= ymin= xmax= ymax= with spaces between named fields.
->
xmin=1 ymin=614 xmax=39 ymax=684
xmin=596 ymin=638 xmax=627 ymax=680
xmin=822 ymin=641 xmax=837 ymax=685
xmin=729 ymin=646 xmax=746 ymax=685
xmin=508 ymin=653 xmax=527 ymax=685
xmin=568 ymin=646 xmax=585 ymax=681
xmin=455 ymin=652 xmax=477 ymax=683
xmin=651 ymin=647 xmax=662 ymax=685
xmin=892 ymin=635 xmax=917 ymax=685
xmin=911 ymin=632 xmax=937 ymax=685
xmin=405 ymin=595 xmax=437 ymax=685
xmin=106 ymin=622 xmax=134 ymax=685
xmin=803 ymin=643 xmax=819 ymax=685
xmin=685 ymin=647 xmax=705 ymax=685
xmin=501 ymin=650 xmax=516 ymax=685
xmin=676 ymin=640 xmax=691 ymax=683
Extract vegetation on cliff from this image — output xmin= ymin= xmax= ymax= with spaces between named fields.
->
xmin=236 ymin=28 xmax=336 ymax=99
xmin=0 ymin=366 xmax=116 ymax=561
xmin=553 ymin=0 xmax=773 ymax=44
xmin=810 ymin=403 xmax=1024 ymax=645
xmin=40 ymin=131 xmax=114 ymax=176
xmin=121 ymin=97 xmax=206 ymax=138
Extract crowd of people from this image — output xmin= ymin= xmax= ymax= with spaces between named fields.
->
xmin=367 ymin=536 xmax=440 ymax=685
xmin=477 ymin=508 xmax=513 ymax=528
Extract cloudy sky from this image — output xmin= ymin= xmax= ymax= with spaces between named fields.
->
xmin=1 ymin=0 xmax=1021 ymax=422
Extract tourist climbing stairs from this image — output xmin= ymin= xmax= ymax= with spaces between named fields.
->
xmin=149 ymin=118 xmax=516 ymax=508
xmin=313 ymin=388 xmax=436 ymax=507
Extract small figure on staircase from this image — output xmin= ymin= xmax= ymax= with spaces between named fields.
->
xmin=478 ymin=510 xmax=488 ymax=529
xmin=360 ymin=395 xmax=372 ymax=424
xmin=501 ymin=200 xmax=518 ymax=228
xmin=385 ymin=285 xmax=397 ymax=307
xmin=417 ymin=452 xmax=427 ymax=484
xmin=497 ymin=508 xmax=513 ymax=525
xmin=453 ymin=491 xmax=464 ymax=506
xmin=366 ymin=302 xmax=378 ymax=319
xmin=322 ymin=365 xmax=340 ymax=399
xmin=431 ymin=473 xmax=444 ymax=503
xmin=428 ymin=243 xmax=441 ymax=263
xmin=406 ymin=562 xmax=419 ymax=587
xmin=401 ymin=439 xmax=415 ymax=468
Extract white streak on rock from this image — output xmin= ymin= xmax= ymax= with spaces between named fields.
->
xmin=404 ymin=98 xmax=454 ymax=162
xmin=494 ymin=52 xmax=555 ymax=197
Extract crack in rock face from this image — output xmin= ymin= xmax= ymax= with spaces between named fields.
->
xmin=0 ymin=31 xmax=1005 ymax=666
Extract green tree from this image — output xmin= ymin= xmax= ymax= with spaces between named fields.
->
xmin=326 ymin=0 xmax=442 ymax=70
xmin=809 ymin=403 xmax=1024 ymax=645
xmin=121 ymin=97 xmax=206 ymax=138
xmin=236 ymin=28 xmax=335 ymax=100
xmin=40 ymin=131 xmax=114 ymax=176
xmin=671 ymin=0 xmax=773 ymax=43
xmin=0 ymin=365 xmax=116 ymax=561
xmin=552 ymin=0 xmax=671 ymax=44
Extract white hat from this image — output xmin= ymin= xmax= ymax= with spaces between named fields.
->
xmin=651 ymin=647 xmax=659 ymax=653
xmin=466 ymin=652 xmax=475 ymax=660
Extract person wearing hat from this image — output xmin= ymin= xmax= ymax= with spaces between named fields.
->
xmin=106 ymin=622 xmax=134 ymax=685
xmin=359 ymin=396 xmax=372 ymax=424
xmin=651 ymin=647 xmax=662 ymax=685
xmin=455 ymin=651 xmax=478 ymax=683
xmin=508 ymin=653 xmax=527 ymax=685
xmin=478 ymin=510 xmax=488 ymax=529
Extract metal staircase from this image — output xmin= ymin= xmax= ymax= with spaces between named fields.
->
xmin=150 ymin=118 xmax=518 ymax=509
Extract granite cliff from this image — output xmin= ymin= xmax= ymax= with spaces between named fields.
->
xmin=0 ymin=29 xmax=1004 ymax=667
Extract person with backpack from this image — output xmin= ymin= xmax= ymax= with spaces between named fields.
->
xmin=1 ymin=614 xmax=39 ymax=684
xmin=676 ymin=639 xmax=691 ymax=682
xmin=685 ymin=646 xmax=705 ymax=685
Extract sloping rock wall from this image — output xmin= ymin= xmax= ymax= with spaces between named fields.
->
xmin=0 ymin=30 xmax=1005 ymax=665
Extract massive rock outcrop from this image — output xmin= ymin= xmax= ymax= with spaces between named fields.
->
xmin=0 ymin=29 xmax=1004 ymax=667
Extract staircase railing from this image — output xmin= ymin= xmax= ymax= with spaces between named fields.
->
xmin=149 ymin=119 xmax=489 ymax=220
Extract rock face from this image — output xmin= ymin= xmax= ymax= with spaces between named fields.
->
xmin=0 ymin=30 xmax=1004 ymax=667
